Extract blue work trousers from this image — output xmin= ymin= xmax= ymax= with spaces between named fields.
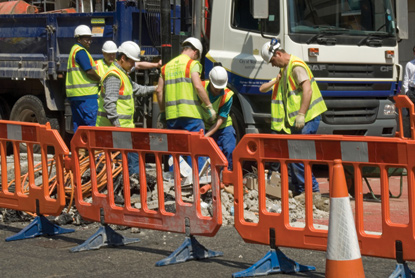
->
xmin=211 ymin=126 xmax=236 ymax=170
xmin=113 ymin=152 xmax=139 ymax=176
xmin=166 ymin=117 xmax=205 ymax=133
xmin=166 ymin=117 xmax=206 ymax=172
xmin=69 ymin=96 xmax=98 ymax=133
xmin=128 ymin=152 xmax=139 ymax=175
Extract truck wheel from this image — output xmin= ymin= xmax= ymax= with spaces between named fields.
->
xmin=230 ymin=106 xmax=244 ymax=142
xmin=10 ymin=95 xmax=59 ymax=153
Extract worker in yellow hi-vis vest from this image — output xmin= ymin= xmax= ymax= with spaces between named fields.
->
xmin=201 ymin=66 xmax=236 ymax=170
xmin=155 ymin=37 xmax=216 ymax=132
xmin=66 ymin=25 xmax=101 ymax=132
xmin=96 ymin=41 xmax=156 ymax=176
xmin=155 ymin=37 xmax=217 ymax=173
xmin=259 ymin=39 xmax=327 ymax=196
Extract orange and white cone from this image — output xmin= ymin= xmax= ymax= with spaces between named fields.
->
xmin=326 ymin=159 xmax=365 ymax=278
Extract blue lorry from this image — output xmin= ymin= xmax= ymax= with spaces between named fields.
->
xmin=0 ymin=0 xmax=167 ymax=143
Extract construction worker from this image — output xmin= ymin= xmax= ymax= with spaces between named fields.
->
xmin=201 ymin=66 xmax=236 ymax=170
xmin=156 ymin=37 xmax=216 ymax=132
xmin=259 ymin=39 xmax=327 ymax=196
xmin=156 ymin=37 xmax=216 ymax=172
xmin=66 ymin=24 xmax=101 ymax=132
xmin=96 ymin=41 xmax=156 ymax=175
xmin=95 ymin=40 xmax=118 ymax=77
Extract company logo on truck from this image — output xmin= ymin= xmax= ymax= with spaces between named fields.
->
xmin=309 ymin=65 xmax=327 ymax=71
xmin=380 ymin=66 xmax=393 ymax=72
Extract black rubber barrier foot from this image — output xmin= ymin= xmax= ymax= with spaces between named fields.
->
xmin=390 ymin=263 xmax=415 ymax=278
xmin=70 ymin=225 xmax=140 ymax=252
xmin=155 ymin=235 xmax=223 ymax=266
xmin=5 ymin=215 xmax=75 ymax=242
xmin=232 ymin=248 xmax=315 ymax=277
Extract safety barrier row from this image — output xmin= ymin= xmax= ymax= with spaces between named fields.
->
xmin=0 ymin=120 xmax=228 ymax=263
xmin=0 ymin=94 xmax=414 ymax=276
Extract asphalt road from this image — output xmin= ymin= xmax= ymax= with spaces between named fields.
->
xmin=0 ymin=221 xmax=412 ymax=278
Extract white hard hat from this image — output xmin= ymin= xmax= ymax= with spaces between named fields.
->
xmin=118 ymin=41 xmax=141 ymax=62
xmin=183 ymin=37 xmax=203 ymax=55
xmin=74 ymin=25 xmax=92 ymax=38
xmin=102 ymin=40 xmax=118 ymax=53
xmin=261 ymin=38 xmax=281 ymax=63
xmin=209 ymin=66 xmax=228 ymax=89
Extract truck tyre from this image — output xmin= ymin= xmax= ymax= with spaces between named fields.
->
xmin=230 ymin=106 xmax=244 ymax=142
xmin=10 ymin=95 xmax=59 ymax=153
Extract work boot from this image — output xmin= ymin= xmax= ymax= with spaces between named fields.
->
xmin=293 ymin=191 xmax=322 ymax=205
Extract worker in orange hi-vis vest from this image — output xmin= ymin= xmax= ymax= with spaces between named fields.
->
xmin=66 ymin=24 xmax=101 ymax=132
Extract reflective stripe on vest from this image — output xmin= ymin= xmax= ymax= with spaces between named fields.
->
xmin=96 ymin=59 xmax=110 ymax=77
xmin=162 ymin=54 xmax=203 ymax=120
xmin=66 ymin=44 xmax=99 ymax=97
xmin=96 ymin=64 xmax=135 ymax=128
xmin=271 ymin=55 xmax=327 ymax=133
xmin=201 ymin=81 xmax=233 ymax=130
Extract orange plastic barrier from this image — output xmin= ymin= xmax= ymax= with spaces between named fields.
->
xmin=222 ymin=133 xmax=415 ymax=261
xmin=70 ymin=126 xmax=227 ymax=236
xmin=394 ymin=94 xmax=415 ymax=140
xmin=0 ymin=120 xmax=68 ymax=215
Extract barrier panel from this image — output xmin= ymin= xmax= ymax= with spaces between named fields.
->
xmin=70 ymin=126 xmax=227 ymax=263
xmin=0 ymin=120 xmax=74 ymax=240
xmin=222 ymin=132 xmax=415 ymax=276
xmin=395 ymin=94 xmax=415 ymax=140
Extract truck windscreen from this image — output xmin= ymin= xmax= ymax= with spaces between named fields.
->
xmin=288 ymin=0 xmax=396 ymax=37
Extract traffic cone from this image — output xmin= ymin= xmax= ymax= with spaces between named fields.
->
xmin=326 ymin=159 xmax=365 ymax=278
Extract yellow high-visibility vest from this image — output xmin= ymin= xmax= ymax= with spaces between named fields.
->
xmin=162 ymin=54 xmax=203 ymax=120
xmin=271 ymin=55 xmax=327 ymax=133
xmin=95 ymin=59 xmax=110 ymax=77
xmin=96 ymin=64 xmax=135 ymax=128
xmin=201 ymin=81 xmax=233 ymax=130
xmin=65 ymin=44 xmax=99 ymax=97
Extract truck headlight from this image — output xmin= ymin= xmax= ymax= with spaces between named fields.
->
xmin=384 ymin=104 xmax=395 ymax=115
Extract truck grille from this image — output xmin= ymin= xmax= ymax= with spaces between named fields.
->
xmin=322 ymin=99 xmax=379 ymax=125
xmin=309 ymin=63 xmax=393 ymax=79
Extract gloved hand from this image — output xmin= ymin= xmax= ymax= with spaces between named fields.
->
xmin=157 ymin=112 xmax=166 ymax=129
xmin=295 ymin=113 xmax=305 ymax=129
xmin=206 ymin=104 xmax=217 ymax=123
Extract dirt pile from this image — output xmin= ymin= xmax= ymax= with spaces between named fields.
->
xmin=0 ymin=161 xmax=330 ymax=229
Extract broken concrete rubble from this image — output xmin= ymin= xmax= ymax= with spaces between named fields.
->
xmin=1 ymin=159 xmax=330 ymax=230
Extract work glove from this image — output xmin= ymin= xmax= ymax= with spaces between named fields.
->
xmin=147 ymin=85 xmax=158 ymax=97
xmin=157 ymin=112 xmax=167 ymax=129
xmin=206 ymin=104 xmax=217 ymax=123
xmin=295 ymin=113 xmax=305 ymax=129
